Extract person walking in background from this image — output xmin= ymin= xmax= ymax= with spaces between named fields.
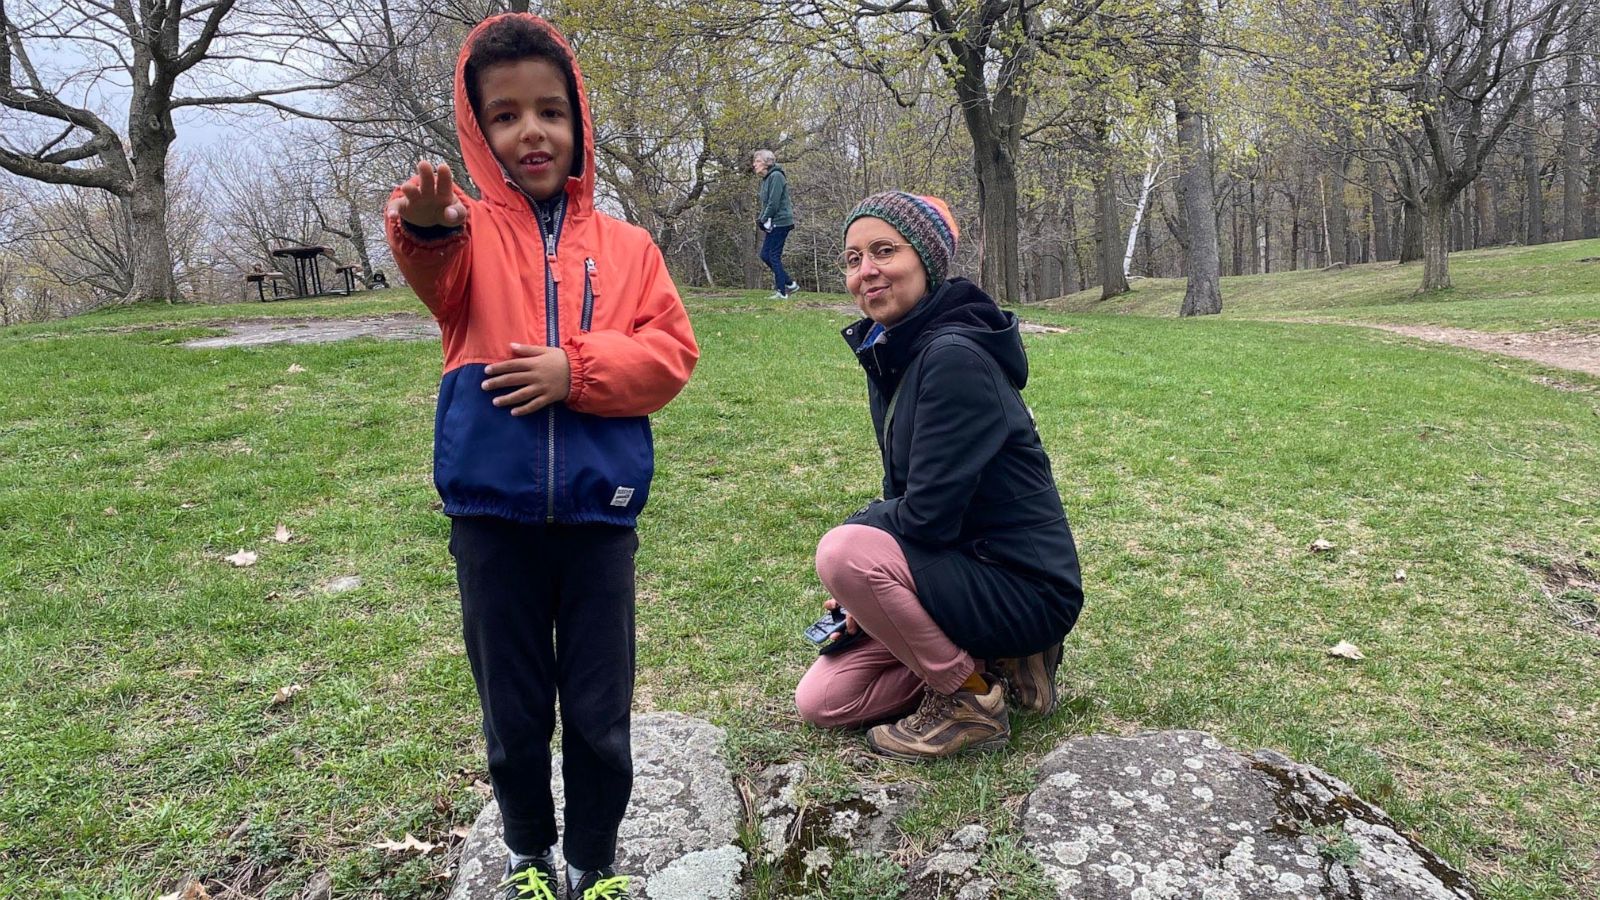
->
xmin=753 ymin=149 xmax=799 ymax=299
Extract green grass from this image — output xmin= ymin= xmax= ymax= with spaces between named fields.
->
xmin=1050 ymin=237 xmax=1600 ymax=332
xmin=1 ymin=272 xmax=1598 ymax=898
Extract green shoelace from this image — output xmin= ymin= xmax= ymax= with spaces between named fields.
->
xmin=581 ymin=874 xmax=630 ymax=899
xmin=500 ymin=865 xmax=558 ymax=900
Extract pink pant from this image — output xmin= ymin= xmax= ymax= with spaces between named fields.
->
xmin=794 ymin=524 xmax=976 ymax=728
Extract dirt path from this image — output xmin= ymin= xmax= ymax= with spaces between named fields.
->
xmin=182 ymin=314 xmax=436 ymax=348
xmin=1357 ymin=324 xmax=1600 ymax=380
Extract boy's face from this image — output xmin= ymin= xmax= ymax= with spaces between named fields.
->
xmin=477 ymin=58 xmax=577 ymax=202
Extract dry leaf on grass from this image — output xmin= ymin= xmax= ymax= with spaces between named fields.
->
xmin=373 ymin=833 xmax=437 ymax=855
xmin=103 ymin=507 xmax=118 ymax=516
xmin=270 ymin=683 xmax=304 ymax=705
xmin=158 ymin=880 xmax=211 ymax=900
xmin=224 ymin=549 xmax=258 ymax=567
xmin=1394 ymin=568 xmax=1407 ymax=583
xmin=1327 ymin=640 xmax=1366 ymax=660
xmin=287 ymin=363 xmax=307 ymax=374
xmin=471 ymin=779 xmax=494 ymax=799
xmin=450 ymin=824 xmax=472 ymax=839
xmin=273 ymin=524 xmax=293 ymax=544
xmin=1309 ymin=538 xmax=1336 ymax=553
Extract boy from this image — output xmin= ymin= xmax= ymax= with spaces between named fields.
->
xmin=385 ymin=14 xmax=697 ymax=900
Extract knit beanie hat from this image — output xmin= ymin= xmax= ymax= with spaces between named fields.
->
xmin=843 ymin=192 xmax=960 ymax=285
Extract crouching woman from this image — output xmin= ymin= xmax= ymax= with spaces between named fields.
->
xmin=794 ymin=192 xmax=1084 ymax=761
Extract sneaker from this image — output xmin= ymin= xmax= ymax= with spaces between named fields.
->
xmin=765 ymin=291 xmax=787 ymax=300
xmin=866 ymin=674 xmax=1009 ymax=761
xmin=500 ymin=857 xmax=560 ymax=900
xmin=783 ymin=281 xmax=800 ymax=297
xmin=990 ymin=642 xmax=1063 ymax=715
xmin=571 ymin=868 xmax=630 ymax=899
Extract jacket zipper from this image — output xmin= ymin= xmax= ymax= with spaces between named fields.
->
xmin=581 ymin=258 xmax=597 ymax=332
xmin=531 ymin=193 xmax=568 ymax=524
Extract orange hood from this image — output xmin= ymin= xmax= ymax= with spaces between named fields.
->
xmin=453 ymin=13 xmax=595 ymax=220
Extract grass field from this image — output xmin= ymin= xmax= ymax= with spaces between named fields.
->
xmin=2 ymin=247 xmax=1598 ymax=898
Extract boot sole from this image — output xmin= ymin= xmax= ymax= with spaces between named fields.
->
xmin=866 ymin=731 xmax=1011 ymax=762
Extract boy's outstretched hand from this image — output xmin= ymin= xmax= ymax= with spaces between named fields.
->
xmin=482 ymin=343 xmax=571 ymax=416
xmin=389 ymin=160 xmax=469 ymax=228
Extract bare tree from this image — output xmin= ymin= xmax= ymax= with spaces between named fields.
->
xmin=0 ymin=0 xmax=365 ymax=303
xmin=1377 ymin=0 xmax=1575 ymax=291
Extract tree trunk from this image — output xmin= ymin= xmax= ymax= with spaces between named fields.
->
xmin=1476 ymin=177 xmax=1495 ymax=246
xmin=1326 ymin=158 xmax=1349 ymax=266
xmin=1368 ymin=161 xmax=1391 ymax=261
xmin=346 ymin=195 xmax=373 ymax=279
xmin=1523 ymin=104 xmax=1544 ymax=245
xmin=1398 ymin=201 xmax=1423 ymax=262
xmin=1097 ymin=157 xmax=1129 ymax=299
xmin=1561 ymin=8 xmax=1585 ymax=241
xmin=973 ymin=142 xmax=1022 ymax=303
xmin=127 ymin=142 xmax=178 ymax=303
xmin=1063 ymin=188 xmax=1082 ymax=294
xmin=1173 ymin=85 xmax=1221 ymax=315
xmin=1421 ymin=197 xmax=1453 ymax=290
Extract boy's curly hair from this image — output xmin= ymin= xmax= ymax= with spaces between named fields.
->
xmin=464 ymin=16 xmax=584 ymax=171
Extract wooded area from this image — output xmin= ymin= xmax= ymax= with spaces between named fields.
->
xmin=0 ymin=0 xmax=1595 ymax=323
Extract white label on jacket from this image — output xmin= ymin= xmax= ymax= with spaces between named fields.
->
xmin=610 ymin=486 xmax=636 ymax=507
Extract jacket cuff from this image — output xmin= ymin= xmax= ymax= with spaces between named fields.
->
xmin=563 ymin=342 xmax=591 ymax=408
xmin=387 ymin=212 xmax=467 ymax=252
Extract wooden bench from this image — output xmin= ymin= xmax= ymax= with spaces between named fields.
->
xmin=333 ymin=264 xmax=360 ymax=295
xmin=245 ymin=270 xmax=293 ymax=302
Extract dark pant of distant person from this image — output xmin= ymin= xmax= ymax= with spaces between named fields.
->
xmin=760 ymin=225 xmax=795 ymax=293
xmin=450 ymin=517 xmax=638 ymax=870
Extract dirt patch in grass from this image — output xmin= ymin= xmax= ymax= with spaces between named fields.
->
xmin=1367 ymin=324 xmax=1600 ymax=379
xmin=1527 ymin=552 xmax=1600 ymax=637
xmin=182 ymin=314 xmax=437 ymax=349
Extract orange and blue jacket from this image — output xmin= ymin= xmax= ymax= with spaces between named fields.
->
xmin=386 ymin=14 xmax=698 ymax=526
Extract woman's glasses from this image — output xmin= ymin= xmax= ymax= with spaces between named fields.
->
xmin=837 ymin=240 xmax=912 ymax=274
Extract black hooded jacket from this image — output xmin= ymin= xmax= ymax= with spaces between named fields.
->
xmin=842 ymin=278 xmax=1083 ymax=658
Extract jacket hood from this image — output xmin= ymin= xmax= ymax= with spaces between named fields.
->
xmin=453 ymin=14 xmax=595 ymax=218
xmin=845 ymin=278 xmax=1028 ymax=390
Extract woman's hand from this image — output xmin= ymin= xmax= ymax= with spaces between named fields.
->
xmin=823 ymin=598 xmax=858 ymax=637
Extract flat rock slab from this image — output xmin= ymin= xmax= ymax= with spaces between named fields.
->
xmin=449 ymin=712 xmax=744 ymax=900
xmin=1022 ymin=730 xmax=1475 ymax=899
xmin=183 ymin=315 xmax=437 ymax=349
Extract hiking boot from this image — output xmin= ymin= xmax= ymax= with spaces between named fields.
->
xmin=571 ymin=868 xmax=630 ymax=899
xmin=866 ymin=674 xmax=1009 ymax=761
xmin=500 ymin=857 xmax=560 ymax=900
xmin=990 ymin=642 xmax=1063 ymax=715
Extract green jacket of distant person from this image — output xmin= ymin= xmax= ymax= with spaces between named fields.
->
xmin=758 ymin=164 xmax=795 ymax=229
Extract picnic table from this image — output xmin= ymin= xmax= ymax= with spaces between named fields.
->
xmin=270 ymin=245 xmax=339 ymax=298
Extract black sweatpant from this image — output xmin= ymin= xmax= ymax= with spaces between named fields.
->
xmin=449 ymin=516 xmax=638 ymax=870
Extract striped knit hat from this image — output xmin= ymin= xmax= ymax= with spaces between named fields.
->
xmin=843 ymin=192 xmax=960 ymax=285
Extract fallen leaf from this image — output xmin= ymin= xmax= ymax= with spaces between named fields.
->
xmin=225 ymin=549 xmax=258 ymax=567
xmin=1309 ymin=538 xmax=1336 ymax=553
xmin=450 ymin=824 xmax=472 ymax=839
xmin=1394 ymin=568 xmax=1407 ymax=583
xmin=158 ymin=881 xmax=211 ymax=900
xmin=179 ymin=501 xmax=197 ymax=509
xmin=274 ymin=524 xmax=293 ymax=544
xmin=1327 ymin=640 xmax=1366 ymax=660
xmin=103 ymin=507 xmax=118 ymax=516
xmin=171 ymin=668 xmax=202 ymax=678
xmin=287 ymin=363 xmax=307 ymax=374
xmin=270 ymin=683 xmax=304 ymax=705
xmin=471 ymin=779 xmax=494 ymax=799
xmin=373 ymin=833 xmax=437 ymax=855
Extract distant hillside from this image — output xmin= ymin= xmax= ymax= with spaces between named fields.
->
xmin=1044 ymin=238 xmax=1600 ymax=333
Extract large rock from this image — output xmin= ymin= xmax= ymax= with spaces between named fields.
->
xmin=752 ymin=761 xmax=921 ymax=886
xmin=449 ymin=712 xmax=745 ymax=900
xmin=1021 ymin=730 xmax=1477 ymax=899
